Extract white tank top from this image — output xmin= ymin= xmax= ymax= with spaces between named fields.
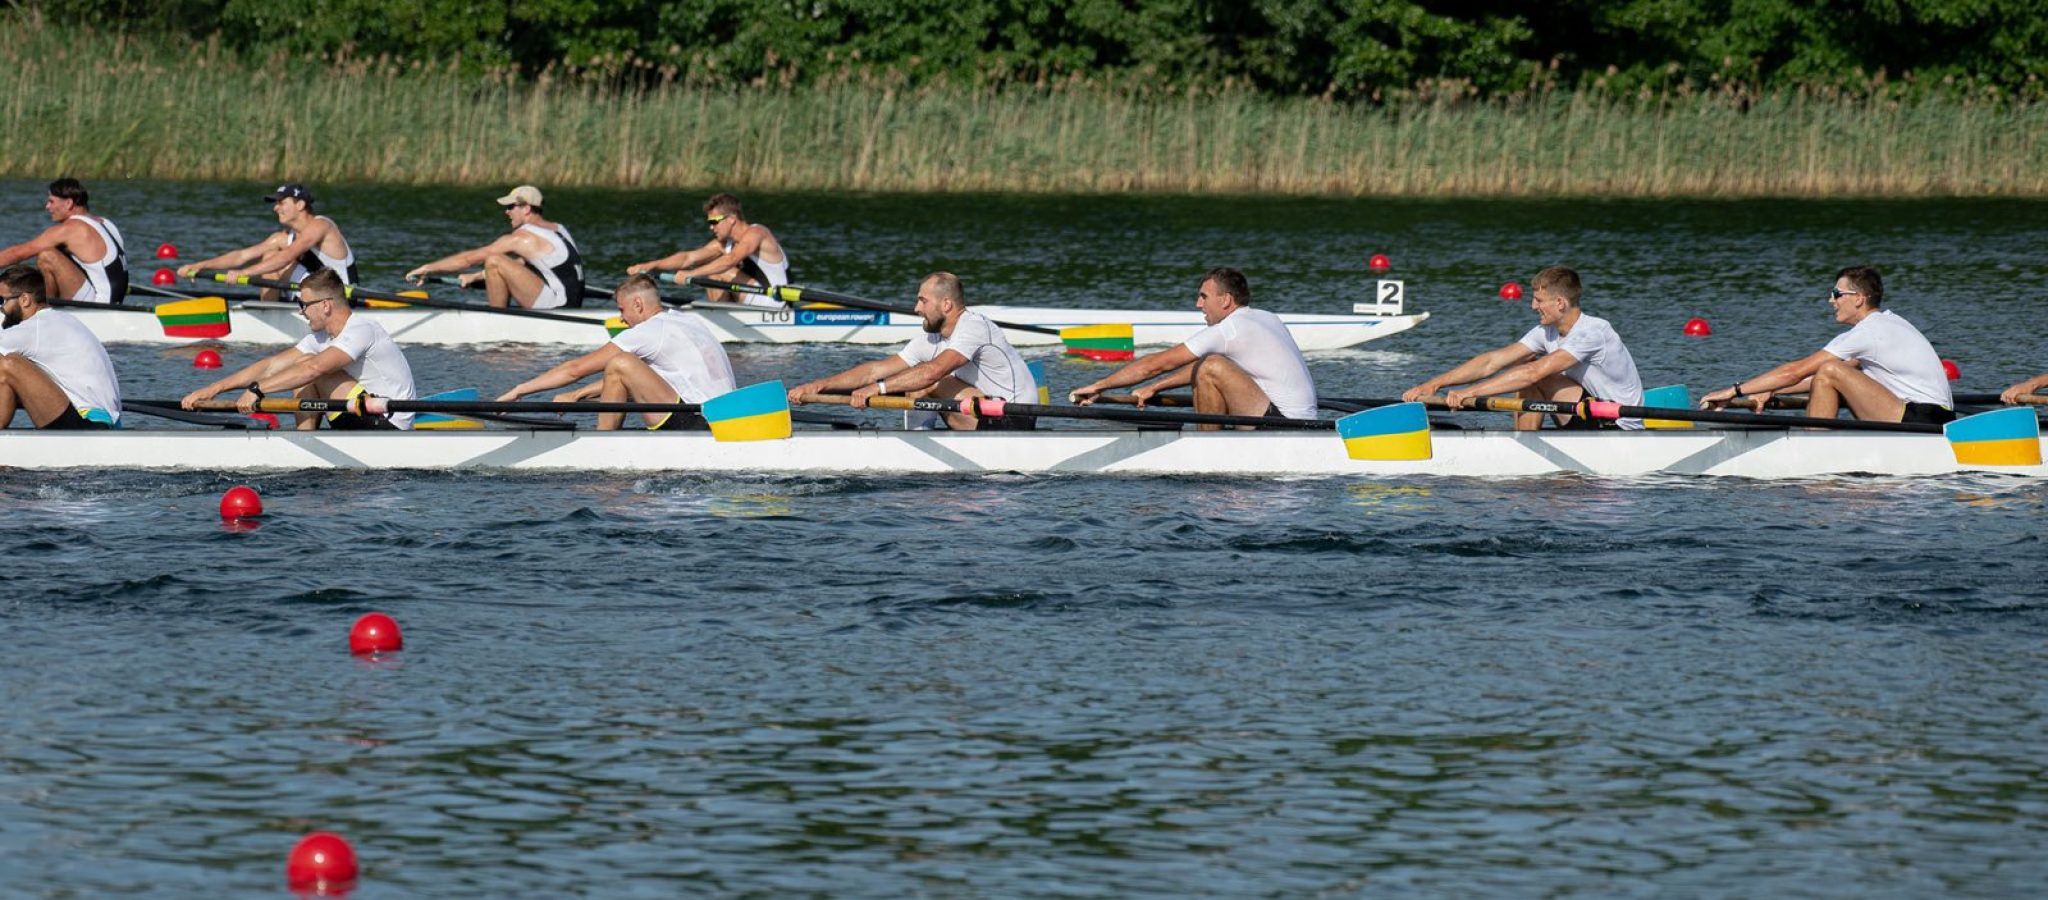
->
xmin=286 ymin=216 xmax=358 ymax=285
xmin=518 ymin=223 xmax=584 ymax=310
xmin=65 ymin=215 xmax=128 ymax=304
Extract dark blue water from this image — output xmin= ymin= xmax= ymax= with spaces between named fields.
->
xmin=3 ymin=182 xmax=2047 ymax=895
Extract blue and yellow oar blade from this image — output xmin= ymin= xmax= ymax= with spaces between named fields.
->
xmin=1060 ymin=323 xmax=1134 ymax=362
xmin=1337 ymin=402 xmax=1433 ymax=461
xmin=1027 ymin=361 xmax=1051 ymax=405
xmin=1642 ymin=385 xmax=1693 ymax=429
xmin=703 ymin=381 xmax=792 ymax=441
xmin=156 ymin=295 xmax=230 ymax=338
xmin=413 ymin=388 xmax=485 ymax=430
xmin=1945 ymin=406 xmax=2042 ymax=466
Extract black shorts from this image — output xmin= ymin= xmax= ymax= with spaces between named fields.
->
xmin=1902 ymin=402 xmax=1957 ymax=425
xmin=44 ymin=407 xmax=112 ymax=430
xmin=328 ymin=412 xmax=399 ymax=431
xmin=653 ymin=411 xmax=709 ymax=431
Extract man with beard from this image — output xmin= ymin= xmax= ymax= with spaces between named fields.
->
xmin=0 ymin=266 xmax=123 ymax=429
xmin=785 ymin=272 xmax=1038 ymax=430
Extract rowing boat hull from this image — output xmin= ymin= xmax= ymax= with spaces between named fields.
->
xmin=4 ymin=428 xmax=2041 ymax=478
xmin=76 ymin=302 xmax=1428 ymax=349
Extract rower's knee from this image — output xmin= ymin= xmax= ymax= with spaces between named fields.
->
xmin=1812 ymin=359 xmax=1853 ymax=389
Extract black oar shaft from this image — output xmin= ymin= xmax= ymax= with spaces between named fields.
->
xmin=807 ymin=392 xmax=1329 ymax=429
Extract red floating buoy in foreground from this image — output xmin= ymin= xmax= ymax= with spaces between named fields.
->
xmin=1683 ymin=317 xmax=1712 ymax=336
xmin=151 ymin=267 xmax=176 ymax=286
xmin=1368 ymin=253 xmax=1391 ymax=272
xmin=286 ymin=832 xmax=358 ymax=893
xmin=1942 ymin=359 xmax=1960 ymax=381
xmin=154 ymin=243 xmax=178 ymax=259
xmin=349 ymin=613 xmax=403 ymax=655
xmin=220 ymin=485 xmax=263 ymax=520
xmin=1499 ymin=282 xmax=1523 ymax=301
xmin=193 ymin=349 xmax=223 ymax=369
xmin=250 ymin=412 xmax=280 ymax=430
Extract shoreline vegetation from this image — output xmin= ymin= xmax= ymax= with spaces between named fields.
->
xmin=9 ymin=22 xmax=2046 ymax=198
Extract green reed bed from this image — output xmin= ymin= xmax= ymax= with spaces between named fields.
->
xmin=6 ymin=23 xmax=2044 ymax=197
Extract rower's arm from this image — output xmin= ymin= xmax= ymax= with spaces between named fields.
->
xmin=872 ymin=349 xmax=968 ymax=397
xmin=1069 ymin=345 xmax=1199 ymax=404
xmin=677 ymin=228 xmax=764 ymax=280
xmin=179 ymin=235 xmax=282 ymax=279
xmin=2002 ymin=373 xmax=2048 ymax=403
xmin=237 ymin=223 xmax=331 ymax=278
xmin=406 ymin=231 xmax=528 ymax=281
xmin=497 ymin=344 xmax=622 ymax=400
xmin=262 ymin=346 xmax=360 ymax=395
xmin=627 ymin=241 xmax=721 ymax=275
xmin=1456 ymin=347 xmax=1577 ymax=399
xmin=787 ymin=357 xmax=910 ymax=403
xmin=180 ymin=347 xmax=306 ymax=408
xmin=0 ymin=222 xmax=81 ymax=269
xmin=1702 ymin=350 xmax=1837 ymax=405
xmin=1403 ymin=343 xmax=1536 ymax=402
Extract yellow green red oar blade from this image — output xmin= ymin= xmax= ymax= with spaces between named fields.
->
xmin=1945 ymin=407 xmax=2043 ymax=466
xmin=1336 ymin=401 xmax=1432 ymax=460
xmin=1060 ymin=323 xmax=1134 ymax=362
xmin=702 ymin=381 xmax=792 ymax=441
xmin=155 ymin=295 xmax=230 ymax=339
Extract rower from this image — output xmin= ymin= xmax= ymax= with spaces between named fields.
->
xmin=1701 ymin=266 xmax=1952 ymax=423
xmin=1069 ymin=267 xmax=1314 ymax=430
xmin=787 ymin=272 xmax=1037 ymax=430
xmin=403 ymin=185 xmax=585 ymax=309
xmin=177 ymin=184 xmax=360 ymax=300
xmin=1402 ymin=265 xmax=1643 ymax=430
xmin=0 ymin=178 xmax=128 ymax=305
xmin=0 ymin=266 xmax=122 ymax=429
xmin=180 ymin=269 xmax=418 ymax=429
xmin=2001 ymin=373 xmax=2048 ymax=405
xmin=497 ymin=273 xmax=733 ymax=431
xmin=626 ymin=193 xmax=789 ymax=309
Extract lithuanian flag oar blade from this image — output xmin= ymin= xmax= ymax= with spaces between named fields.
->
xmin=156 ymin=296 xmax=230 ymax=338
xmin=413 ymin=388 xmax=486 ymax=430
xmin=1060 ymin=324 xmax=1134 ymax=362
xmin=703 ymin=381 xmax=793 ymax=441
xmin=1641 ymin=385 xmax=1693 ymax=429
xmin=605 ymin=317 xmax=628 ymax=337
xmin=1945 ymin=406 xmax=2043 ymax=466
xmin=1337 ymin=401 xmax=1432 ymax=460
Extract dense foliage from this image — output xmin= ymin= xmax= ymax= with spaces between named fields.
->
xmin=30 ymin=0 xmax=2048 ymax=100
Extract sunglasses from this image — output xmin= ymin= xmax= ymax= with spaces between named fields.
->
xmin=297 ymin=296 xmax=334 ymax=311
xmin=1828 ymin=288 xmax=1862 ymax=300
xmin=706 ymin=214 xmax=728 ymax=225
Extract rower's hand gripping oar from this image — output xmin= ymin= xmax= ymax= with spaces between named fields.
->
xmin=685 ymin=276 xmax=1136 ymax=362
xmin=205 ymin=272 xmax=618 ymax=329
xmin=800 ymin=392 xmax=1332 ymax=430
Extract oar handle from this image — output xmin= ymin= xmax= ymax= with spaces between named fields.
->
xmin=1586 ymin=399 xmax=1945 ymax=434
xmin=182 ymin=396 xmax=709 ymax=416
xmin=206 ymin=272 xmax=604 ymax=325
xmin=801 ymin=392 xmax=1332 ymax=429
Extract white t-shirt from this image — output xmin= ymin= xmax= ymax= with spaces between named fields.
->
xmin=0 ymin=309 xmax=122 ymax=423
xmin=294 ymin=314 xmax=418 ymax=429
xmin=895 ymin=310 xmax=1037 ymax=401
xmin=1821 ymin=309 xmax=1952 ymax=408
xmin=1181 ymin=307 xmax=1318 ymax=419
xmin=1518 ymin=313 xmax=1645 ymax=429
xmin=611 ymin=310 xmax=736 ymax=402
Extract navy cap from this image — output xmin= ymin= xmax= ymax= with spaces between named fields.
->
xmin=264 ymin=184 xmax=313 ymax=203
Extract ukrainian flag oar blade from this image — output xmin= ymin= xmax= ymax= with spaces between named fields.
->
xmin=412 ymin=388 xmax=486 ymax=430
xmin=1060 ymin=324 xmax=1134 ymax=362
xmin=1337 ymin=401 xmax=1432 ymax=460
xmin=703 ymin=381 xmax=793 ymax=441
xmin=1027 ymin=361 xmax=1051 ymax=404
xmin=1945 ymin=407 xmax=2043 ymax=466
xmin=1641 ymin=385 xmax=1693 ymax=429
xmin=155 ymin=296 xmax=230 ymax=338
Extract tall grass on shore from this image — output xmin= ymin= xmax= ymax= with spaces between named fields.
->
xmin=5 ymin=22 xmax=2044 ymax=196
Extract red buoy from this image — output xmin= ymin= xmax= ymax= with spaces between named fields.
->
xmin=193 ymin=349 xmax=223 ymax=369
xmin=1368 ymin=253 xmax=1391 ymax=273
xmin=1499 ymin=282 xmax=1523 ymax=301
xmin=151 ymin=267 xmax=176 ymax=286
xmin=250 ymin=412 xmax=280 ymax=430
xmin=154 ymin=243 xmax=178 ymax=259
xmin=349 ymin=613 xmax=403 ymax=655
xmin=1683 ymin=317 xmax=1712 ymax=336
xmin=1942 ymin=359 xmax=1960 ymax=381
xmin=220 ymin=485 xmax=263 ymax=520
xmin=286 ymin=832 xmax=358 ymax=893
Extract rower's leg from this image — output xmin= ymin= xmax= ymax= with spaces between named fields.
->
xmin=0 ymin=354 xmax=81 ymax=428
xmin=1524 ymin=374 xmax=1584 ymax=431
xmin=35 ymin=249 xmax=87 ymax=301
xmin=923 ymin=376 xmax=983 ymax=430
xmin=1190 ymin=356 xmax=1276 ymax=430
xmin=1810 ymin=359 xmax=1905 ymax=422
xmin=598 ymin=353 xmax=681 ymax=430
xmin=481 ymin=255 xmax=547 ymax=309
xmin=695 ymin=266 xmax=753 ymax=303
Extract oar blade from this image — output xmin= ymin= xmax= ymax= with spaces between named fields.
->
xmin=413 ymin=388 xmax=486 ymax=430
xmin=1027 ymin=361 xmax=1051 ymax=405
xmin=1060 ymin=323 xmax=1135 ymax=362
xmin=1337 ymin=402 xmax=1432 ymax=461
xmin=156 ymin=296 xmax=230 ymax=339
xmin=1641 ymin=385 xmax=1693 ymax=429
xmin=703 ymin=381 xmax=793 ymax=441
xmin=1945 ymin=407 xmax=2043 ymax=466
xmin=364 ymin=289 xmax=426 ymax=309
xmin=605 ymin=316 xmax=629 ymax=337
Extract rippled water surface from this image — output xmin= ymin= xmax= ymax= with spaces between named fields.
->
xmin=2 ymin=182 xmax=2046 ymax=896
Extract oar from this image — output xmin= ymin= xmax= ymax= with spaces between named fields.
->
xmin=123 ymin=400 xmax=259 ymax=429
xmin=207 ymin=273 xmax=612 ymax=327
xmin=799 ymin=392 xmax=1332 ymax=430
xmin=686 ymin=276 xmax=1137 ymax=361
xmin=177 ymin=380 xmax=793 ymax=441
xmin=1108 ymin=392 xmax=1414 ymax=415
